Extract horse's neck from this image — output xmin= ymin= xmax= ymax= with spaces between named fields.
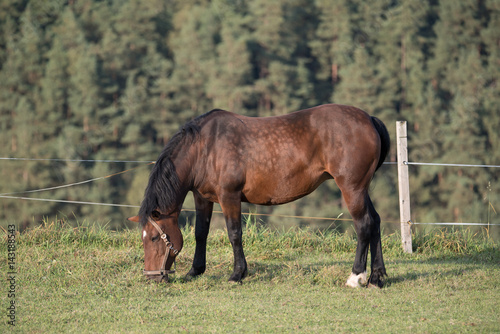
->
xmin=171 ymin=145 xmax=198 ymax=195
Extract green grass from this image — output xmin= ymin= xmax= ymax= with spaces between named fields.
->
xmin=1 ymin=219 xmax=499 ymax=333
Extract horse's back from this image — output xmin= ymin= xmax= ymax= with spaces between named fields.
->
xmin=235 ymin=104 xmax=380 ymax=173
xmin=201 ymin=104 xmax=373 ymax=132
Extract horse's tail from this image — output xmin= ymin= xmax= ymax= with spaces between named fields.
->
xmin=371 ymin=116 xmax=390 ymax=171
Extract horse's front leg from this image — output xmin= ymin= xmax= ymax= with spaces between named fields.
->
xmin=219 ymin=192 xmax=247 ymax=282
xmin=186 ymin=191 xmax=214 ymax=278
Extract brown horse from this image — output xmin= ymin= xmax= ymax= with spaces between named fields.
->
xmin=128 ymin=104 xmax=390 ymax=288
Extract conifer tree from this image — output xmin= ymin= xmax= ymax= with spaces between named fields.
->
xmin=248 ymin=0 xmax=316 ymax=115
xmin=206 ymin=3 xmax=253 ymax=113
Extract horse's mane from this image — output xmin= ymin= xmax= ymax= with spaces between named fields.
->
xmin=138 ymin=109 xmax=223 ymax=225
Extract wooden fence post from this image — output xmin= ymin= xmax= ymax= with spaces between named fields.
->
xmin=396 ymin=121 xmax=413 ymax=253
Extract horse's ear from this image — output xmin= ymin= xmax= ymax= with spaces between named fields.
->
xmin=128 ymin=216 xmax=140 ymax=223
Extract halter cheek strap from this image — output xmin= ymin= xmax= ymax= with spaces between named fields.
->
xmin=143 ymin=216 xmax=180 ymax=277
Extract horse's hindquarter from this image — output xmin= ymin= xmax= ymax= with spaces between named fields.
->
xmin=241 ymin=105 xmax=378 ymax=205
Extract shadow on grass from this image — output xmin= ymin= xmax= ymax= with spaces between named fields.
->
xmin=166 ymin=259 xmax=353 ymax=285
xmin=385 ymin=266 xmax=481 ymax=287
xmin=384 ymin=247 xmax=499 ymax=287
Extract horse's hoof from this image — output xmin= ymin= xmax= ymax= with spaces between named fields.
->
xmin=186 ymin=267 xmax=205 ymax=277
xmin=186 ymin=270 xmax=204 ymax=281
xmin=367 ymin=271 xmax=385 ymax=288
xmin=228 ymin=272 xmax=246 ymax=284
xmin=228 ymin=267 xmax=247 ymax=283
xmin=345 ymin=272 xmax=367 ymax=288
xmin=368 ymin=279 xmax=384 ymax=289
xmin=184 ymin=274 xmax=196 ymax=282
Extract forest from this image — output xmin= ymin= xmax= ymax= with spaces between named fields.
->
xmin=0 ymin=0 xmax=498 ymax=231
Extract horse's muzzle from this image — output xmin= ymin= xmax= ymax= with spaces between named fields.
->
xmin=144 ymin=273 xmax=168 ymax=283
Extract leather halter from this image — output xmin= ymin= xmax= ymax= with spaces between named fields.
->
xmin=142 ymin=216 xmax=179 ymax=278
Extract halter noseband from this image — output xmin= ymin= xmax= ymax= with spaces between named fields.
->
xmin=143 ymin=216 xmax=179 ymax=278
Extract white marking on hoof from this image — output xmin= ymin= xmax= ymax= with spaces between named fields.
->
xmin=345 ymin=271 xmax=367 ymax=288
xmin=359 ymin=271 xmax=368 ymax=285
xmin=142 ymin=230 xmax=147 ymax=240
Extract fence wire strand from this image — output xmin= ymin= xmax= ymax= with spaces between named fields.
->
xmin=0 ymin=157 xmax=155 ymax=163
xmin=405 ymin=161 xmax=500 ymax=168
xmin=2 ymin=157 xmax=500 ymax=168
xmin=0 ymin=163 xmax=154 ymax=197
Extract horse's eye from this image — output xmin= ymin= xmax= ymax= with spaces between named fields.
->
xmin=151 ymin=210 xmax=161 ymax=220
xmin=151 ymin=234 xmax=160 ymax=242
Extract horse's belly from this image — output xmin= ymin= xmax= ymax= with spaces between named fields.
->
xmin=241 ymin=171 xmax=331 ymax=205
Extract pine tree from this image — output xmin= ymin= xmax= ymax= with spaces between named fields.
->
xmin=248 ymin=0 xmax=317 ymax=115
xmin=162 ymin=2 xmax=219 ymax=119
xmin=206 ymin=2 xmax=253 ymax=113
xmin=417 ymin=0 xmax=497 ymax=223
xmin=481 ymin=0 xmax=500 ymax=167
xmin=0 ymin=3 xmax=57 ymax=225
xmin=309 ymin=0 xmax=353 ymax=103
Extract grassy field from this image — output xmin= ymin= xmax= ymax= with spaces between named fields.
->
xmin=1 ymin=220 xmax=499 ymax=333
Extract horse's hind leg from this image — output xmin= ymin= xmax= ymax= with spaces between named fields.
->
xmin=365 ymin=196 xmax=386 ymax=287
xmin=338 ymin=182 xmax=386 ymax=288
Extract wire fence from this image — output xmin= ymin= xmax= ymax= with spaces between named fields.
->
xmin=0 ymin=157 xmax=499 ymax=226
xmin=0 ymin=157 xmax=155 ymax=163
xmin=405 ymin=161 xmax=500 ymax=168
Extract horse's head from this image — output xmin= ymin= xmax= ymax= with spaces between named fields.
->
xmin=128 ymin=210 xmax=183 ymax=282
